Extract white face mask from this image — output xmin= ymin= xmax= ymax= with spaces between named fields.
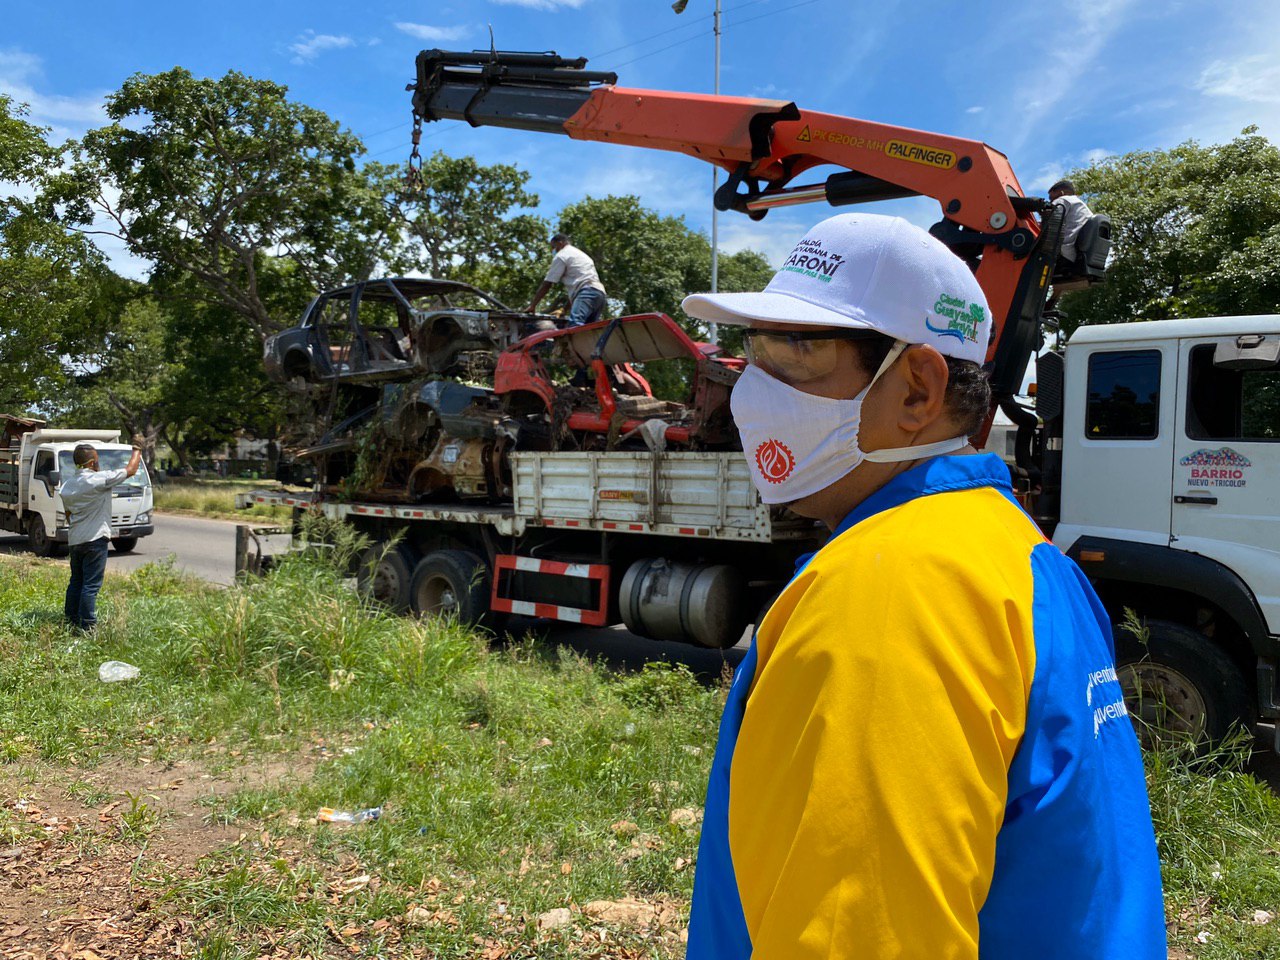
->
xmin=730 ymin=341 xmax=970 ymax=504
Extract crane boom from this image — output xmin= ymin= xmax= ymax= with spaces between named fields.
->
xmin=409 ymin=48 xmax=1070 ymax=400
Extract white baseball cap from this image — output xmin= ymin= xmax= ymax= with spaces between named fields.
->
xmin=682 ymin=213 xmax=992 ymax=364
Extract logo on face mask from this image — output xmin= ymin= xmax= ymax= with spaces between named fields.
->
xmin=754 ymin=439 xmax=796 ymax=484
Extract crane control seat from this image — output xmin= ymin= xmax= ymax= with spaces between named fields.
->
xmin=1052 ymin=213 xmax=1113 ymax=292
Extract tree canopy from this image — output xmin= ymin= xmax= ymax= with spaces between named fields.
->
xmin=0 ymin=95 xmax=110 ymax=410
xmin=2 ymin=66 xmax=766 ymax=451
xmin=56 ymin=68 xmax=398 ymax=340
xmin=1061 ymin=126 xmax=1280 ymax=331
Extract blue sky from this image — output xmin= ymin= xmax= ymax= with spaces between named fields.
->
xmin=5 ymin=0 xmax=1280 ymax=278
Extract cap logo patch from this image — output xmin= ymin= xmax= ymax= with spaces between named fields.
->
xmin=781 ymin=238 xmax=845 ymax=284
xmin=754 ymin=439 xmax=795 ymax=484
xmin=925 ymin=294 xmax=984 ymax=343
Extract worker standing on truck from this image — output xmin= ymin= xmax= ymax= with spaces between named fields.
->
xmin=526 ymin=233 xmax=608 ymax=326
xmin=680 ymin=213 xmax=1164 ymax=960
xmin=61 ymin=441 xmax=142 ymax=631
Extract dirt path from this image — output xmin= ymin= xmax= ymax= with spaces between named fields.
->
xmin=0 ymin=753 xmax=314 ymax=959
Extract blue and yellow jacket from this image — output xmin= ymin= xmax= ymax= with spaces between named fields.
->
xmin=687 ymin=454 xmax=1165 ymax=959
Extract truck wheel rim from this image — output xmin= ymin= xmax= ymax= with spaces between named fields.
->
xmin=373 ymin=563 xmax=402 ymax=603
xmin=419 ymin=575 xmax=458 ymax=616
xmin=1119 ymin=663 xmax=1208 ymax=742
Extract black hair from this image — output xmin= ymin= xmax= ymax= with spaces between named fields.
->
xmin=73 ymin=444 xmax=97 ymax=466
xmin=551 ymin=233 xmax=570 ymax=244
xmin=1049 ymin=179 xmax=1076 ymax=196
xmin=850 ymin=334 xmax=991 ymax=438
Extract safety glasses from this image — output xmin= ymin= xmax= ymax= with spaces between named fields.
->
xmin=741 ymin=328 xmax=886 ymax=385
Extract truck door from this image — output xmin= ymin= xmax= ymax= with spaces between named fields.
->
xmin=1172 ymin=334 xmax=1280 ymax=634
xmin=1060 ymin=344 xmax=1176 ymax=546
xmin=30 ymin=450 xmax=59 ymax=518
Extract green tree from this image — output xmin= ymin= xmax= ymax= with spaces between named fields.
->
xmin=0 ymin=94 xmax=110 ymax=410
xmin=379 ymin=153 xmax=548 ymax=306
xmin=59 ymin=293 xmax=285 ymax=468
xmin=1060 ymin=127 xmax=1280 ymax=331
xmin=56 ymin=69 xmax=401 ymax=340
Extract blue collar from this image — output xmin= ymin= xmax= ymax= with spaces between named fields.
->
xmin=830 ymin=453 xmax=1012 ymax=540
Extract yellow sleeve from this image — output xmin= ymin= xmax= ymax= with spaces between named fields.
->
xmin=727 ymin=493 xmax=1036 ymax=959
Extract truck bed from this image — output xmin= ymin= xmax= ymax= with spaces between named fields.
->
xmin=238 ymin=452 xmax=815 ymax=543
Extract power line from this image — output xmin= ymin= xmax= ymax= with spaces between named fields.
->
xmin=603 ymin=0 xmax=816 ymax=72
xmin=590 ymin=12 xmax=713 ymax=63
xmin=589 ymin=0 xmax=776 ymax=67
xmin=359 ymin=120 xmax=411 ymax=142
xmin=363 ymin=125 xmax=451 ymax=161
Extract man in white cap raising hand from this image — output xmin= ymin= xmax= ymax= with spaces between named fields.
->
xmin=681 ymin=213 xmax=1164 ymax=960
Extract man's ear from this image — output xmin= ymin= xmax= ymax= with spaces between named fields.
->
xmin=896 ymin=346 xmax=950 ymax=433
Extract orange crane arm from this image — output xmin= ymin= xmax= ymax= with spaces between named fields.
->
xmin=564 ymin=88 xmax=1025 ymax=236
xmin=409 ymin=49 xmax=1066 ymax=399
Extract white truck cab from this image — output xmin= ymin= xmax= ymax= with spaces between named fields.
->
xmin=0 ymin=426 xmax=155 ymax=557
xmin=1050 ymin=316 xmax=1280 ymax=743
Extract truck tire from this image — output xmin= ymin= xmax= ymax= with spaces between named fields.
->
xmin=356 ymin=542 xmax=418 ymax=614
xmin=26 ymin=515 xmax=58 ymax=558
xmin=112 ymin=537 xmax=139 ymax=553
xmin=1114 ymin=618 xmax=1253 ymax=747
xmin=410 ymin=549 xmax=490 ymax=626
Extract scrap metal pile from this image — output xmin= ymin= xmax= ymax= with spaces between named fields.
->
xmin=264 ymin=277 xmax=744 ymax=502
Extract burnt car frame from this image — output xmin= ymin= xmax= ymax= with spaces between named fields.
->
xmin=264 ymin=277 xmax=548 ymax=385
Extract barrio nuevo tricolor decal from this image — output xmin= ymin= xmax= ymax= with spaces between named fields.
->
xmin=1180 ymin=447 xmax=1252 ymax=489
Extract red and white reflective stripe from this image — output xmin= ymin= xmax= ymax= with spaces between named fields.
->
xmin=490 ymin=554 xmax=610 ymax=627
xmin=493 ymin=599 xmax=585 ymax=623
xmin=508 ymin=555 xmax=595 ymax=578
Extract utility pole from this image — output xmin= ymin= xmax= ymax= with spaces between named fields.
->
xmin=710 ymin=0 xmax=721 ymax=346
xmin=673 ymin=0 xmax=723 ymax=344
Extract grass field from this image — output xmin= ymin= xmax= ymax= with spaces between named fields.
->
xmin=152 ymin=478 xmax=291 ymax=522
xmin=2 ymin=540 xmax=1280 ymax=957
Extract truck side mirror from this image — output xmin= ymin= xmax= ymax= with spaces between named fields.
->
xmin=1214 ymin=334 xmax=1280 ymax=371
xmin=46 ymin=470 xmax=62 ymax=489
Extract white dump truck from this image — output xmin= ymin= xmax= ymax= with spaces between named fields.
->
xmin=0 ymin=420 xmax=155 ymax=556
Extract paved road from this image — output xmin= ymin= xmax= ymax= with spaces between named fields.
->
xmin=0 ymin=513 xmax=241 ymax=585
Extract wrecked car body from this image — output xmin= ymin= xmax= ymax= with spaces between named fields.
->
xmin=264 ymin=277 xmax=554 ymax=385
xmin=299 ymin=310 xmax=744 ymax=504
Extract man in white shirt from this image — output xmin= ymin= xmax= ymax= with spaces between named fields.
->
xmin=526 ymin=234 xmax=608 ymax=326
xmin=61 ymin=441 xmax=142 ymax=630
xmin=1049 ymin=179 xmax=1094 ymax=265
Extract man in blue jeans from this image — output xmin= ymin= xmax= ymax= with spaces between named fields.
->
xmin=526 ymin=233 xmax=608 ymax=326
xmin=61 ymin=440 xmax=142 ymax=630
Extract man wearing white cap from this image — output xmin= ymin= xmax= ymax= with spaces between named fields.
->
xmin=682 ymin=213 xmax=1164 ymax=960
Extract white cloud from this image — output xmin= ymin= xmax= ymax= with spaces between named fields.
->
xmin=288 ymin=31 xmax=356 ymax=65
xmin=489 ymin=0 xmax=590 ymax=9
xmin=574 ymin=159 xmax=709 ymax=217
xmin=715 ymin=216 xmax=803 ymax=270
xmin=0 ymin=48 xmax=107 ymax=126
xmin=1026 ymin=146 xmax=1111 ymax=194
xmin=394 ymin=22 xmax=471 ymax=42
xmin=1197 ymin=55 xmax=1280 ymax=105
xmin=998 ymin=0 xmax=1137 ymax=154
xmin=965 ymin=105 xmax=983 ymax=114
